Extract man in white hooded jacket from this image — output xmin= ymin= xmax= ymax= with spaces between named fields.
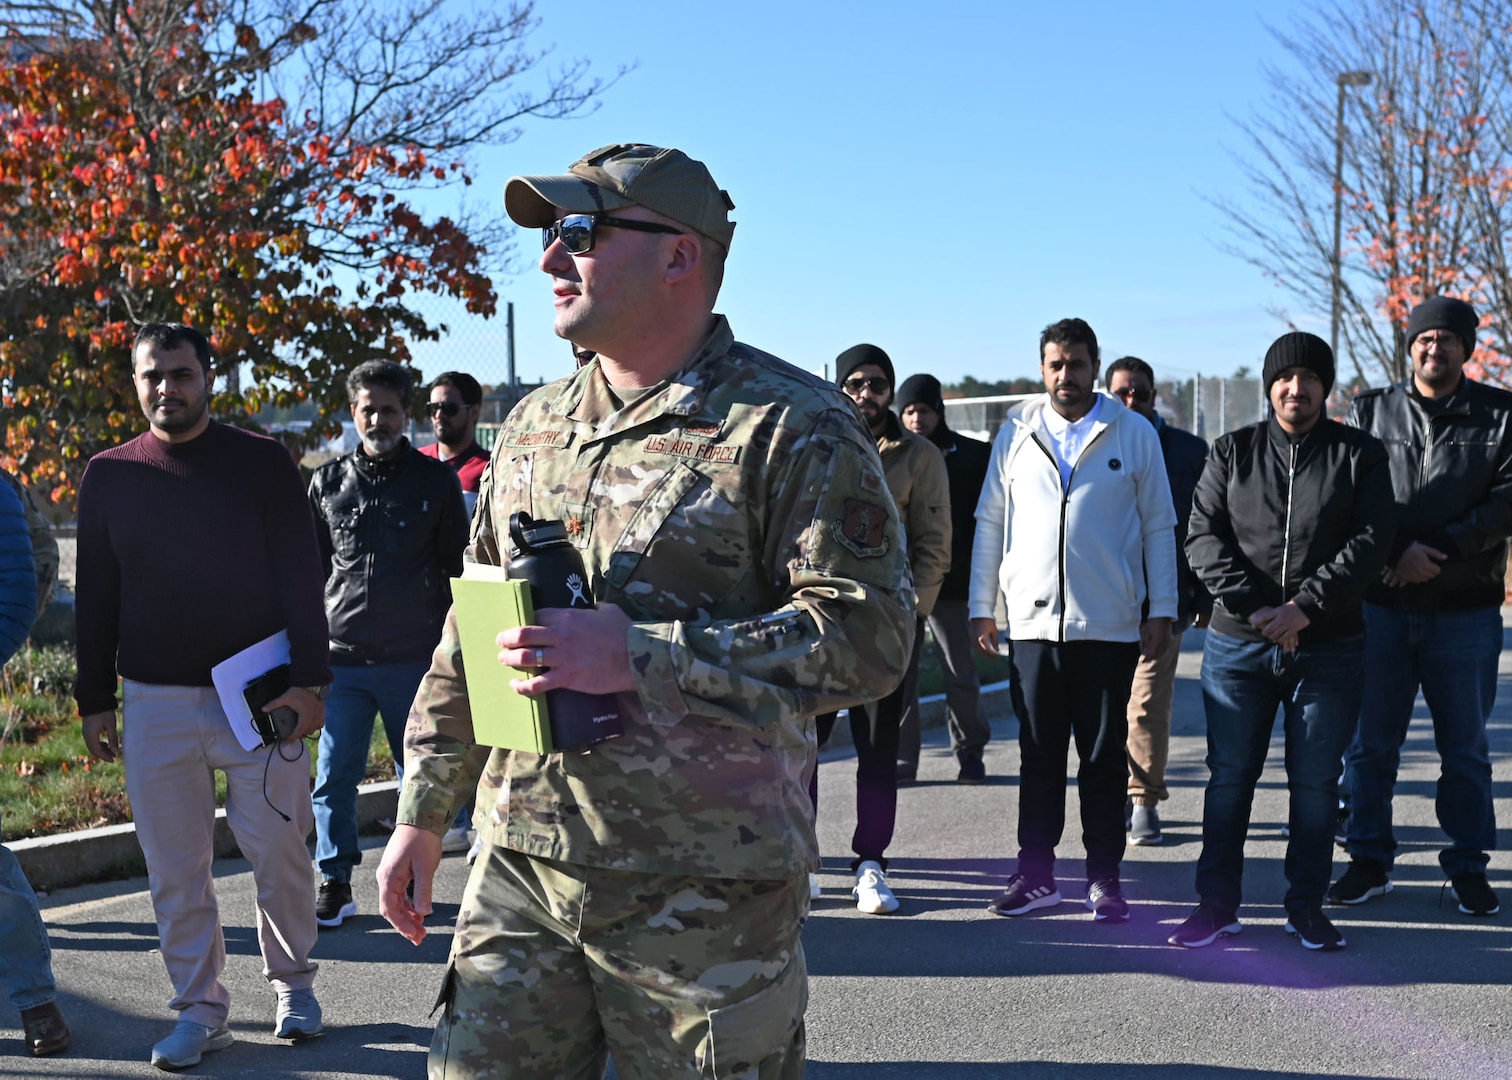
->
xmin=970 ymin=317 xmax=1178 ymax=923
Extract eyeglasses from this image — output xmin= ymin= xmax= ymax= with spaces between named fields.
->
xmin=1413 ymin=332 xmax=1463 ymax=352
xmin=842 ymin=376 xmax=890 ymax=396
xmin=427 ymin=402 xmax=463 ymax=417
xmin=542 ymin=213 xmax=684 ymax=255
xmin=1113 ymin=386 xmax=1154 ymax=404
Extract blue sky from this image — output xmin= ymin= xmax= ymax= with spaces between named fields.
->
xmin=407 ymin=0 xmax=1322 ymax=392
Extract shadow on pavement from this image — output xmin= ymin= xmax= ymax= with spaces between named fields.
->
xmin=804 ymin=855 xmax=1506 ymax=991
xmin=805 ymin=1064 xmax=1398 ymax=1079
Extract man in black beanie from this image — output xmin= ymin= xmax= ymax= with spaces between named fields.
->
xmin=811 ymin=345 xmax=951 ymax=915
xmin=894 ymin=373 xmax=992 ymax=782
xmin=1176 ymin=331 xmax=1396 ymax=951
xmin=1331 ymin=296 xmax=1511 ymax=918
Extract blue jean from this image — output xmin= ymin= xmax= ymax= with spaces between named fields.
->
xmin=313 ymin=661 xmax=430 ymax=883
xmin=0 ymin=829 xmax=56 ymax=1011
xmin=1344 ymin=604 xmax=1499 ymax=876
xmin=1196 ymin=630 xmax=1363 ymax=915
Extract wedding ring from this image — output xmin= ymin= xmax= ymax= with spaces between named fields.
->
xmin=535 ymin=648 xmax=545 ymax=667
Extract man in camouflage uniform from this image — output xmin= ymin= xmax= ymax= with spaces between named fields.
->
xmin=375 ymin=143 xmax=915 ymax=1079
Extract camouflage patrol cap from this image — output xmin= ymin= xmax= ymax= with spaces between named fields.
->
xmin=505 ymin=143 xmax=737 ymax=252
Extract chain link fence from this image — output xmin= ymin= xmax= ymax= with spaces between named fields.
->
xmin=944 ymin=375 xmax=1336 ymax=445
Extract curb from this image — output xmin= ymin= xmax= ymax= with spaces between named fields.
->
xmin=12 ymin=781 xmax=400 ymax=892
xmin=12 ymin=683 xmax=1018 ymax=891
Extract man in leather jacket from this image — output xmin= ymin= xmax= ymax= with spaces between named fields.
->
xmin=1176 ymin=332 xmax=1395 ymax=952
xmin=1330 ymin=296 xmax=1510 ymax=918
xmin=308 ymin=360 xmax=468 ymax=927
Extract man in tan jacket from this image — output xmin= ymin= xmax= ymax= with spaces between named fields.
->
xmin=812 ymin=343 xmax=951 ymax=914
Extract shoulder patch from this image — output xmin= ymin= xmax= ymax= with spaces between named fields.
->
xmin=833 ymin=498 xmax=892 ymax=558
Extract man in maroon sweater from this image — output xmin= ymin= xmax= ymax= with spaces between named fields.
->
xmin=74 ymin=323 xmax=333 ymax=1071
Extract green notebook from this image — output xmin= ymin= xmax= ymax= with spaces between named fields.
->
xmin=451 ymin=565 xmax=553 ymax=753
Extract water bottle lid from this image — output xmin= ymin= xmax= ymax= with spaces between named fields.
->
xmin=509 ymin=511 xmax=569 ymax=552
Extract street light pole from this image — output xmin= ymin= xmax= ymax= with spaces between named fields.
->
xmin=1331 ymin=70 xmax=1373 ymax=365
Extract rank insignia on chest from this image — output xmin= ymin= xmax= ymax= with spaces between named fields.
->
xmin=683 ymin=419 xmax=722 ymax=440
xmin=834 ymin=498 xmax=891 ymax=558
xmin=566 ymin=516 xmax=584 ymax=538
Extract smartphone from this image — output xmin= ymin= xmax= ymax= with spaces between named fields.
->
xmin=243 ymin=664 xmax=299 ymax=746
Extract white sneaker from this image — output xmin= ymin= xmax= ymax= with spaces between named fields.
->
xmin=809 ymin=872 xmax=821 ymax=901
xmin=466 ymin=833 xmax=484 ymax=865
xmin=853 ymin=860 xmax=899 ymax=914
xmin=441 ymin=826 xmax=472 ymax=854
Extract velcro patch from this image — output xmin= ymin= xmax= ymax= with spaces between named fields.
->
xmin=645 ymin=434 xmax=741 ymax=465
xmin=834 ymin=498 xmax=891 ymax=558
xmin=504 ymin=429 xmax=572 ymax=450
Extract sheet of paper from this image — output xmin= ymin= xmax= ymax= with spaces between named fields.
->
xmin=210 ymin=630 xmax=292 ymax=752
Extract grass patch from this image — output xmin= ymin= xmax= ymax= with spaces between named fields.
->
xmin=0 ymin=645 xmax=397 ymax=840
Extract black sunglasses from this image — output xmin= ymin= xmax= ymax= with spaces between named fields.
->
xmin=427 ymin=402 xmax=464 ymax=417
xmin=542 ymin=213 xmax=683 ymax=255
xmin=1113 ymin=386 xmax=1154 ymax=404
xmin=842 ymin=376 xmax=890 ymax=396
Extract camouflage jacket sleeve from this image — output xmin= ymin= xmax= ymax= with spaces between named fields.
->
xmin=626 ymin=408 xmax=915 ymax=729
xmin=2 ymin=470 xmax=57 ymax=613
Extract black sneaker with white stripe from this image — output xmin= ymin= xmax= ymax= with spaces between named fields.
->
xmin=1449 ymin=872 xmax=1500 ymax=916
xmin=315 ymin=880 xmax=357 ymax=928
xmin=1085 ymin=879 xmax=1130 ymax=922
xmin=1168 ymin=903 xmax=1242 ymax=948
xmin=1326 ymin=857 xmax=1392 ymax=905
xmin=1285 ymin=904 xmax=1346 ymax=950
xmin=987 ymin=873 xmax=1061 ymax=917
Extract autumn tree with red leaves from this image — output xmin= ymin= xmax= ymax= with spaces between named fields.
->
xmin=0 ymin=0 xmax=613 ymax=497
xmin=1214 ymin=0 xmax=1512 ymax=388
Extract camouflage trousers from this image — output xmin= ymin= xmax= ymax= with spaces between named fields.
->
xmin=430 ymin=842 xmax=808 ymax=1079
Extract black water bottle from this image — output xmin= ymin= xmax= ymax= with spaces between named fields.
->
xmin=507 ymin=512 xmax=624 ymax=749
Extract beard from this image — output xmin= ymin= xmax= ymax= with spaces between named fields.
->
xmin=361 ymin=429 xmax=402 ymax=457
xmin=148 ymin=396 xmax=208 ymax=435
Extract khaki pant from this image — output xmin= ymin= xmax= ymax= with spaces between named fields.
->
xmin=432 ymin=844 xmax=807 ymax=1079
xmin=1126 ymin=630 xmax=1182 ymax=805
xmin=122 ymin=681 xmax=318 ymax=1028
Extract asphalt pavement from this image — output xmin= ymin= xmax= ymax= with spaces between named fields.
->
xmin=5 ymin=625 xmax=1511 ymax=1078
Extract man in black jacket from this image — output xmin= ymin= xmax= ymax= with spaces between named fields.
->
xmin=1174 ymin=332 xmax=1395 ymax=951
xmin=1105 ymin=357 xmax=1211 ymax=846
xmin=308 ymin=360 xmax=469 ymax=927
xmin=895 ymin=373 xmax=993 ymax=782
xmin=1331 ymin=296 xmax=1510 ymax=918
